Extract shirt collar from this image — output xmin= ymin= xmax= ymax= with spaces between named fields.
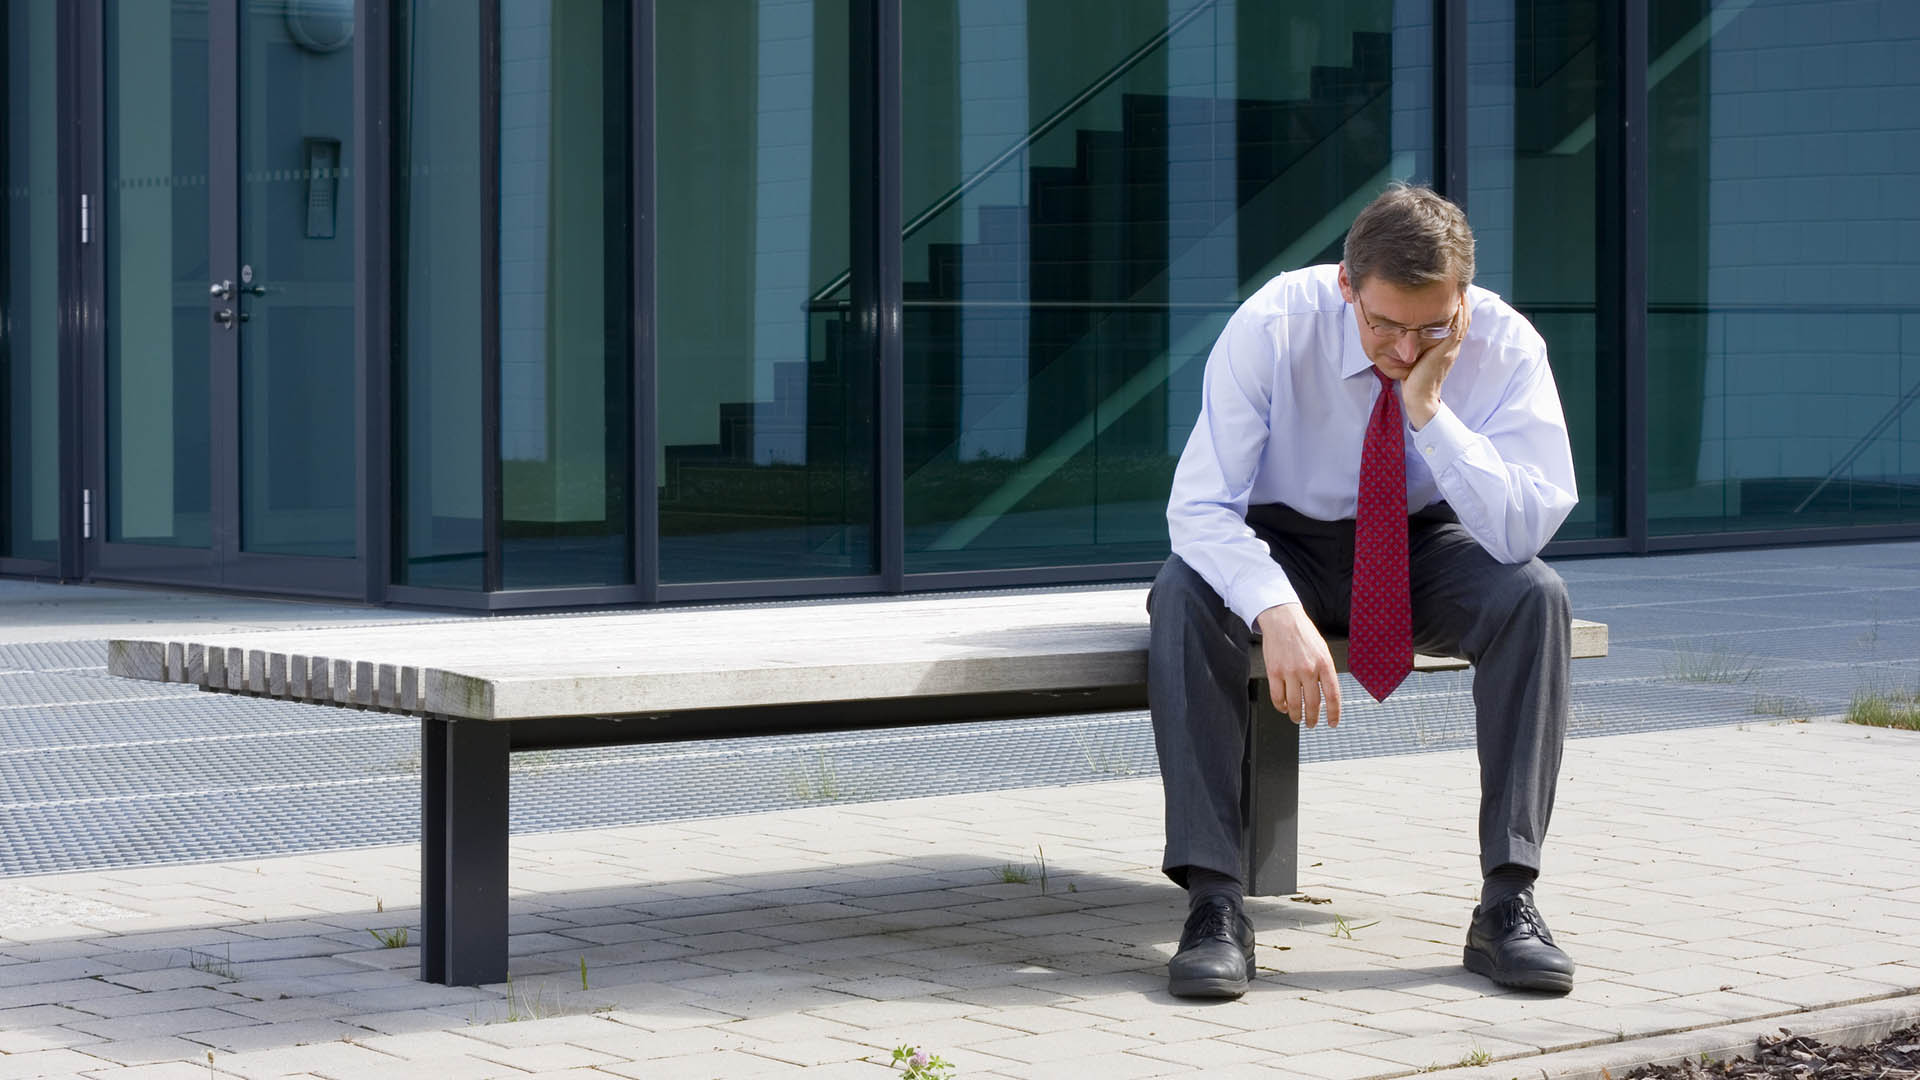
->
xmin=1339 ymin=303 xmax=1377 ymax=380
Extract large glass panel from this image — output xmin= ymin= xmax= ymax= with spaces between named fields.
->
xmin=237 ymin=0 xmax=358 ymax=558
xmin=2 ymin=0 xmax=59 ymax=562
xmin=1648 ymin=0 xmax=1920 ymax=534
xmin=656 ymin=0 xmax=867 ymax=584
xmin=104 ymin=0 xmax=212 ymax=548
xmin=1466 ymin=0 xmax=1617 ymax=540
xmin=394 ymin=0 xmax=483 ymax=587
xmin=498 ymin=0 xmax=632 ymax=589
xmin=896 ymin=1 xmax=1432 ymax=573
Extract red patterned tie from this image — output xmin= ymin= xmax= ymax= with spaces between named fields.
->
xmin=1349 ymin=368 xmax=1412 ymax=702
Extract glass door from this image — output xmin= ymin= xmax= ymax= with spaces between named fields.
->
xmin=91 ymin=0 xmax=361 ymax=595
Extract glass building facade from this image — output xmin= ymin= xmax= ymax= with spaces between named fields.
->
xmin=2 ymin=0 xmax=1916 ymax=606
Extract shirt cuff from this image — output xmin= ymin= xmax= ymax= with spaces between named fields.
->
xmin=1409 ymin=400 xmax=1476 ymax=472
xmin=1231 ymin=573 xmax=1302 ymax=632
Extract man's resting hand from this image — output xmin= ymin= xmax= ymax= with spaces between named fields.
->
xmin=1255 ymin=603 xmax=1342 ymax=729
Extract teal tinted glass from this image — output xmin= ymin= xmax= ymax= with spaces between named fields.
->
xmin=498 ymin=0 xmax=632 ymax=589
xmin=1467 ymin=0 xmax=1618 ymax=540
xmin=897 ymin=1 xmax=1431 ymax=572
xmin=238 ymin=1 xmax=358 ymax=559
xmin=2 ymin=0 xmax=58 ymax=562
xmin=395 ymin=0 xmax=483 ymax=587
xmin=656 ymin=0 xmax=868 ymax=583
xmin=104 ymin=0 xmax=212 ymax=549
xmin=1648 ymin=0 xmax=1920 ymax=534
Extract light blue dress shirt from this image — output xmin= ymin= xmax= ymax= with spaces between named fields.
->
xmin=1168 ymin=264 xmax=1578 ymax=629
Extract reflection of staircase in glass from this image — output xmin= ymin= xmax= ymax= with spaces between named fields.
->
xmin=657 ymin=28 xmax=1400 ymax=545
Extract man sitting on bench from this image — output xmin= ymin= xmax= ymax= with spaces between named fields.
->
xmin=1149 ymin=183 xmax=1580 ymax=999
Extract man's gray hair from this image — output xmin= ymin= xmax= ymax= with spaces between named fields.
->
xmin=1342 ymin=181 xmax=1475 ymax=291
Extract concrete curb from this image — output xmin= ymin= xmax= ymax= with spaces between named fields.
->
xmin=1422 ymin=993 xmax=1920 ymax=1080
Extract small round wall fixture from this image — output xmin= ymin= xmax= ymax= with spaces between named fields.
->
xmin=286 ymin=0 xmax=355 ymax=54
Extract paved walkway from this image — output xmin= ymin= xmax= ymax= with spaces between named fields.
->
xmin=2 ymin=719 xmax=1917 ymax=1078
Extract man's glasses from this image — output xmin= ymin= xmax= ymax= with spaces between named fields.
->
xmin=1354 ymin=294 xmax=1457 ymax=342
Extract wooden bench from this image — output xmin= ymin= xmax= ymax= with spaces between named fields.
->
xmin=107 ymin=588 xmax=1608 ymax=986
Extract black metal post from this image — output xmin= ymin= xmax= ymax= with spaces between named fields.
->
xmin=1599 ymin=0 xmax=1649 ymax=552
xmin=480 ymin=0 xmax=503 ymax=592
xmin=1433 ymin=0 xmax=1468 ymax=208
xmin=357 ymin=0 xmax=394 ymax=602
xmin=633 ymin=0 xmax=658 ymax=604
xmin=419 ymin=716 xmax=511 ymax=986
xmin=851 ymin=0 xmax=903 ymax=590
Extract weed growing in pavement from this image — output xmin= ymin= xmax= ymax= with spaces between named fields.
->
xmin=1847 ymin=686 xmax=1920 ymax=730
xmin=1458 ymin=1045 xmax=1493 ymax=1067
xmin=786 ymin=750 xmax=845 ymax=802
xmin=185 ymin=945 xmax=235 ymax=980
xmin=1662 ymin=643 xmax=1757 ymax=685
xmin=996 ymin=847 xmax=1050 ymax=892
xmin=375 ymin=896 xmax=384 ymax=913
xmin=1751 ymin=693 xmax=1817 ymax=721
xmin=891 ymin=1045 xmax=958 ymax=1078
xmin=510 ymin=749 xmax=555 ymax=774
xmin=1072 ymin=730 xmax=1136 ymax=777
xmin=1330 ymin=915 xmax=1379 ymax=939
xmin=369 ymin=926 xmax=409 ymax=949
xmin=580 ymin=956 xmax=589 ymax=991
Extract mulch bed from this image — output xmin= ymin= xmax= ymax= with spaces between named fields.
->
xmin=1622 ymin=1025 xmax=1919 ymax=1080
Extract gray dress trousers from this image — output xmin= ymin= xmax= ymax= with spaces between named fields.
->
xmin=1147 ymin=502 xmax=1571 ymax=889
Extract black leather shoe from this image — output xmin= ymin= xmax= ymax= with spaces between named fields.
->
xmin=1463 ymin=895 xmax=1575 ymax=993
xmin=1168 ymin=895 xmax=1255 ymax=998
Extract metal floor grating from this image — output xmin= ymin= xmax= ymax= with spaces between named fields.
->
xmin=0 ymin=542 xmax=1916 ymax=878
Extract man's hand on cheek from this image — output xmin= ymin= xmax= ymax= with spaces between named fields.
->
xmin=1402 ymin=296 xmax=1469 ymax=430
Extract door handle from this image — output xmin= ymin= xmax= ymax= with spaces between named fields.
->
xmin=213 ymin=307 xmax=235 ymax=329
xmin=211 ymin=280 xmax=233 ymax=300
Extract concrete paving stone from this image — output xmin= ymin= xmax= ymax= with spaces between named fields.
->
xmin=1249 ymin=1047 xmax=1402 ymax=1080
xmin=1615 ymin=961 xmax=1780 ymax=995
xmin=469 ymin=1042 xmax=626 ymax=1072
xmin=0 ymin=976 xmax=139 ymax=1006
xmin=315 ymin=1053 xmax=524 ymax=1080
xmin=1469 ymin=1015 xmax=1618 ymax=1052
xmin=803 ymin=996 xmax=976 ymax=1031
xmin=0 ymin=957 xmax=127 ymax=987
xmin=1094 ymin=1013 xmax=1245 ymax=1044
xmin=596 ymin=1048 xmax=806 ymax=1078
xmin=974 ymin=1049 xmax=1188 ymax=1080
xmin=1789 ymin=940 xmax=1920 ymax=968
xmin=0 ymin=1048 xmax=148 ymax=1079
xmin=735 ymin=1035 xmax=885 ymax=1067
xmin=65 ymin=986 xmax=253 ymax=1018
xmin=196 ymin=1019 xmax=373 ymax=1053
xmin=67 ymin=1006 xmax=261 ymax=1042
xmin=0 ymin=1024 xmax=105 ymax=1054
xmin=97 ymin=967 xmax=235 ymax=993
xmin=955 ymin=1004 xmax=1107 ymax=1035
xmin=1728 ymin=953 xmax=1859 ymax=980
xmin=204 ymin=1041 xmax=401 ymax=1080
xmin=1344 ymin=1030 xmax=1538 ymax=1069
xmin=65 ymin=1035 xmax=221 ymax=1066
xmin=1670 ymin=937 xmax=1792 ymax=961
xmin=1737 ymin=970 xmax=1915 ymax=1008
xmin=329 ymin=1006 xmax=476 ymax=1035
xmin=1224 ymin=1018 xmax=1402 ymax=1056
xmin=968 ymin=1027 xmax=1148 ymax=1063
xmin=80 ymin=1063 xmax=217 ymax=1080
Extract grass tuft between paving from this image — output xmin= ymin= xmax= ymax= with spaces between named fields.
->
xmin=1847 ymin=687 xmax=1920 ymax=730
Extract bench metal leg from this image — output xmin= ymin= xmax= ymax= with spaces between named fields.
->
xmin=1242 ymin=680 xmax=1299 ymax=896
xmin=420 ymin=716 xmax=511 ymax=986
